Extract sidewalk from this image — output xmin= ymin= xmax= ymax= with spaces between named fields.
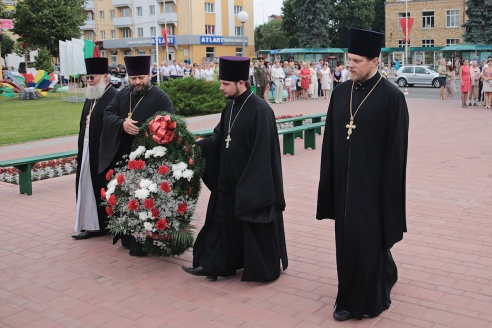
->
xmin=1 ymin=95 xmax=492 ymax=327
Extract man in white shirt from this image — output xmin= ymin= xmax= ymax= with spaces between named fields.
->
xmin=271 ymin=60 xmax=285 ymax=104
xmin=469 ymin=60 xmax=481 ymax=106
xmin=169 ymin=60 xmax=181 ymax=79
xmin=160 ymin=61 xmax=170 ymax=81
xmin=341 ymin=65 xmax=349 ymax=82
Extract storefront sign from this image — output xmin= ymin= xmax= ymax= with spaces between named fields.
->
xmin=151 ymin=36 xmax=175 ymax=46
xmin=200 ymin=36 xmax=224 ymax=44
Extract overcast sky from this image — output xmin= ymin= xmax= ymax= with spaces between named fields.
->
xmin=253 ymin=0 xmax=283 ymax=26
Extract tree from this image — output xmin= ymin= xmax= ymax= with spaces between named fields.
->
xmin=12 ymin=0 xmax=85 ymax=57
xmin=281 ymin=0 xmax=300 ymax=48
xmin=34 ymin=47 xmax=54 ymax=72
xmin=297 ymin=0 xmax=331 ymax=48
xmin=463 ymin=0 xmax=492 ymax=44
xmin=328 ymin=0 xmax=376 ymax=48
xmin=254 ymin=20 xmax=289 ymax=51
xmin=1 ymin=33 xmax=15 ymax=59
xmin=371 ymin=0 xmax=385 ymax=34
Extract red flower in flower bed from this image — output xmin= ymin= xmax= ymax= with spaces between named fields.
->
xmin=135 ymin=160 xmax=145 ymax=170
xmin=106 ymin=169 xmax=114 ymax=181
xmin=144 ymin=198 xmax=155 ymax=209
xmin=151 ymin=208 xmax=160 ymax=218
xmin=158 ymin=165 xmax=169 ymax=174
xmin=177 ymin=203 xmax=188 ymax=214
xmin=160 ymin=182 xmax=171 ymax=193
xmin=108 ymin=194 xmax=117 ymax=207
xmin=155 ymin=218 xmax=168 ymax=231
xmin=127 ymin=199 xmax=140 ymax=211
xmin=148 ymin=115 xmax=177 ymax=144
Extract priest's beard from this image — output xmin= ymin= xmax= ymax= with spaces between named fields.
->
xmin=85 ymin=79 xmax=107 ymax=100
xmin=131 ymin=80 xmax=151 ymax=96
xmin=224 ymin=84 xmax=241 ymax=99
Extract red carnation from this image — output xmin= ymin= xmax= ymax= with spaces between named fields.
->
xmin=117 ymin=174 xmax=125 ymax=185
xmin=160 ymin=182 xmax=171 ymax=193
xmin=128 ymin=160 xmax=137 ymax=170
xmin=108 ymin=194 xmax=117 ymax=207
xmin=144 ymin=198 xmax=155 ymax=209
xmin=135 ymin=159 xmax=146 ymax=170
xmin=151 ymin=208 xmax=160 ymax=218
xmin=158 ymin=165 xmax=169 ymax=174
xmin=100 ymin=188 xmax=106 ymax=199
xmin=155 ymin=218 xmax=168 ymax=231
xmin=177 ymin=203 xmax=188 ymax=214
xmin=127 ymin=199 xmax=140 ymax=211
xmin=106 ymin=207 xmax=113 ymax=216
xmin=106 ymin=169 xmax=114 ymax=180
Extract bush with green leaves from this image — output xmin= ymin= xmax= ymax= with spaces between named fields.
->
xmin=158 ymin=78 xmax=227 ymax=116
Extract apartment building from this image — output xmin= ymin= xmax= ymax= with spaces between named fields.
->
xmin=80 ymin=0 xmax=254 ymax=65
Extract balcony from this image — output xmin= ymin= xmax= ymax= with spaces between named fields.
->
xmin=84 ymin=0 xmax=95 ymax=11
xmin=156 ymin=0 xmax=176 ymax=3
xmin=112 ymin=0 xmax=132 ymax=8
xmin=80 ymin=20 xmax=96 ymax=31
xmin=157 ymin=12 xmax=178 ymax=24
xmin=113 ymin=16 xmax=134 ymax=28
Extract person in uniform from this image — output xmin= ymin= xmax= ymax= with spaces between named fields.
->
xmin=316 ymin=28 xmax=409 ymax=321
xmin=72 ymin=57 xmax=118 ymax=239
xmin=182 ymin=56 xmax=288 ymax=282
xmin=253 ymin=58 xmax=269 ymax=100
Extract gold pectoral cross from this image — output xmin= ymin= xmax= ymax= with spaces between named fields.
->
xmin=346 ymin=118 xmax=356 ymax=139
xmin=225 ymin=134 xmax=232 ymax=148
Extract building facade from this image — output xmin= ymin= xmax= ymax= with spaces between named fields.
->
xmin=80 ymin=0 xmax=254 ymax=66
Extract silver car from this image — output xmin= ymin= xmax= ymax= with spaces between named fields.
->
xmin=394 ymin=65 xmax=440 ymax=88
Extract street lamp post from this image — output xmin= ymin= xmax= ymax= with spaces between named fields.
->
xmin=237 ymin=11 xmax=249 ymax=57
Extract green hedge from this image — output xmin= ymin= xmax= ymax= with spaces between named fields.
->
xmin=158 ymin=78 xmax=227 ymax=116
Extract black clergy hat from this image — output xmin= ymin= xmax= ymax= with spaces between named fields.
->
xmin=348 ymin=28 xmax=385 ymax=59
xmin=124 ymin=55 xmax=151 ymax=76
xmin=85 ymin=57 xmax=108 ymax=75
xmin=218 ymin=56 xmax=250 ymax=82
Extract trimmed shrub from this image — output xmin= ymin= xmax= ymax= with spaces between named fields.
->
xmin=158 ymin=78 xmax=227 ymax=116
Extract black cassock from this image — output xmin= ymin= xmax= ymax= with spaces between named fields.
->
xmin=76 ymin=85 xmax=118 ymax=231
xmin=193 ymin=89 xmax=288 ymax=282
xmin=98 ymin=85 xmax=174 ymax=174
xmin=317 ymin=72 xmax=409 ymax=319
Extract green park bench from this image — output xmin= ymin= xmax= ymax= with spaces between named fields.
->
xmin=0 ymin=150 xmax=78 ymax=196
xmin=278 ymin=121 xmax=326 ymax=155
xmin=276 ymin=113 xmax=326 ymax=138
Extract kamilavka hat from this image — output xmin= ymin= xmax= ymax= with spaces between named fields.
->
xmin=124 ymin=56 xmax=151 ymax=76
xmin=85 ymin=57 xmax=108 ymax=75
xmin=348 ymin=28 xmax=385 ymax=59
xmin=218 ymin=56 xmax=250 ymax=82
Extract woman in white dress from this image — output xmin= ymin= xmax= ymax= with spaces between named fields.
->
xmin=204 ymin=63 xmax=215 ymax=82
xmin=320 ymin=63 xmax=332 ymax=99
xmin=309 ymin=62 xmax=319 ymax=99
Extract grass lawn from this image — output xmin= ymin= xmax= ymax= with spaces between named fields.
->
xmin=0 ymin=92 xmax=83 ymax=145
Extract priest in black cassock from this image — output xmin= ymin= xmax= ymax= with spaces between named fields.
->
xmin=316 ymin=28 xmax=409 ymax=321
xmin=98 ymin=55 xmax=174 ymax=175
xmin=182 ymin=56 xmax=288 ymax=282
xmin=72 ymin=57 xmax=118 ymax=240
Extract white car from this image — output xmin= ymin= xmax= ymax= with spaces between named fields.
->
xmin=394 ymin=65 xmax=440 ymax=88
xmin=109 ymin=75 xmax=122 ymax=88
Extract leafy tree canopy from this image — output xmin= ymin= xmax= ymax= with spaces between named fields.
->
xmin=297 ymin=0 xmax=331 ymax=48
xmin=281 ymin=0 xmax=300 ymax=48
xmin=1 ymin=33 xmax=15 ymax=58
xmin=254 ymin=20 xmax=289 ymax=51
xmin=12 ymin=0 xmax=86 ymax=57
xmin=34 ymin=47 xmax=54 ymax=72
xmin=463 ymin=0 xmax=492 ymax=44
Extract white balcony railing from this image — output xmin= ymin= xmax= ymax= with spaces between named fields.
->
xmin=80 ymin=20 xmax=96 ymax=31
xmin=113 ymin=16 xmax=134 ymax=27
xmin=157 ymin=12 xmax=178 ymax=24
xmin=112 ymin=0 xmax=132 ymax=7
xmin=84 ymin=0 xmax=95 ymax=10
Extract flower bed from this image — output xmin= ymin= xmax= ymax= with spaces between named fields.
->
xmin=0 ymin=158 xmax=77 ymax=185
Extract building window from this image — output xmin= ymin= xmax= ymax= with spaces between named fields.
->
xmin=100 ymin=30 xmax=105 ymax=39
xmin=87 ymin=12 xmax=93 ymax=20
xmin=121 ymin=8 xmax=130 ymax=17
xmin=87 ymin=31 xmax=94 ymax=41
xmin=150 ymin=49 xmax=156 ymax=63
xmin=234 ymin=6 xmax=242 ymax=15
xmin=164 ymin=24 xmax=175 ymax=35
xmin=139 ymin=50 xmax=147 ymax=55
xmin=110 ymin=51 xmax=117 ymax=65
xmin=137 ymin=27 xmax=143 ymax=37
xmin=235 ymin=26 xmax=242 ymax=36
xmin=422 ymin=11 xmax=434 ymax=29
xmin=446 ymin=10 xmax=459 ymax=27
xmin=150 ymin=26 xmax=156 ymax=36
xmin=236 ymin=47 xmax=242 ymax=56
xmin=205 ymin=25 xmax=215 ymax=35
xmin=124 ymin=50 xmax=131 ymax=57
xmin=397 ymin=12 xmax=410 ymax=30
xmin=398 ymin=39 xmax=409 ymax=47
xmin=150 ymin=5 xmax=155 ymax=15
xmin=446 ymin=38 xmax=459 ymax=46
xmin=111 ymin=30 xmax=116 ymax=39
xmin=122 ymin=28 xmax=131 ymax=38
xmin=99 ymin=10 xmax=104 ymax=20
xmin=110 ymin=9 xmax=115 ymax=20
xmin=136 ymin=6 xmax=142 ymax=16
xmin=422 ymin=39 xmax=434 ymax=47
xmin=204 ymin=3 xmax=214 ymax=13
xmin=100 ymin=50 xmax=107 ymax=58
xmin=165 ymin=3 xmax=174 ymax=13
xmin=206 ymin=47 xmax=215 ymax=59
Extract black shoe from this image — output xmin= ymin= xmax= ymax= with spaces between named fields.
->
xmin=474 ymin=103 xmax=478 ymax=106
xmin=468 ymin=103 xmax=472 ymax=106
xmin=181 ymin=265 xmax=208 ymax=276
xmin=206 ymin=275 xmax=218 ymax=281
xmin=71 ymin=231 xmax=101 ymax=240
xmin=333 ymin=309 xmax=352 ymax=321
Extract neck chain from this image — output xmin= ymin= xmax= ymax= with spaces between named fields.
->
xmin=127 ymin=85 xmax=153 ymax=119
xmin=346 ymin=75 xmax=383 ymax=140
xmin=86 ymin=85 xmax=111 ymax=127
xmin=225 ymin=92 xmax=253 ymax=149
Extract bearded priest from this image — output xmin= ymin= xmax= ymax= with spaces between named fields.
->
xmin=72 ymin=57 xmax=118 ymax=240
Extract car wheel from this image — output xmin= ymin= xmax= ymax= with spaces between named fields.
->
xmin=432 ymin=78 xmax=440 ymax=88
xmin=408 ymin=84 xmax=414 ymax=87
xmin=397 ymin=78 xmax=407 ymax=87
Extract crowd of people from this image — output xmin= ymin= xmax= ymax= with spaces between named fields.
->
xmin=154 ymin=59 xmax=218 ymax=82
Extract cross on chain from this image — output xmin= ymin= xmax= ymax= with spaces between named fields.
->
xmin=346 ymin=119 xmax=356 ymax=139
xmin=225 ymin=134 xmax=232 ymax=148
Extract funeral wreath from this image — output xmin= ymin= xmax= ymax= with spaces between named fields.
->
xmin=102 ymin=112 xmax=205 ymax=257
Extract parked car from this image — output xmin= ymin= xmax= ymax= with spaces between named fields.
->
xmin=108 ymin=64 xmax=127 ymax=78
xmin=109 ymin=75 xmax=122 ymax=88
xmin=394 ymin=65 xmax=440 ymax=88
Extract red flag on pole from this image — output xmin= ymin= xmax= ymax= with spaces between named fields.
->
xmin=161 ymin=28 xmax=169 ymax=48
xmin=399 ymin=18 xmax=414 ymax=43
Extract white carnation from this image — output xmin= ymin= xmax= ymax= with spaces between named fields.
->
xmin=172 ymin=162 xmax=187 ymax=172
xmin=182 ymin=169 xmax=194 ymax=181
xmin=148 ymin=183 xmax=158 ymax=193
xmin=139 ymin=211 xmax=149 ymax=221
xmin=139 ymin=179 xmax=153 ymax=189
xmin=129 ymin=145 xmax=146 ymax=160
xmin=135 ymin=188 xmax=150 ymax=200
xmin=144 ymin=222 xmax=153 ymax=231
xmin=173 ymin=170 xmax=183 ymax=179
xmin=152 ymin=146 xmax=167 ymax=157
xmin=144 ymin=149 xmax=153 ymax=158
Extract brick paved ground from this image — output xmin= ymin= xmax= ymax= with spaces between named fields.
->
xmin=1 ymin=93 xmax=492 ymax=327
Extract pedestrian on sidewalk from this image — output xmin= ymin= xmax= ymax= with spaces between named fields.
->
xmin=468 ymin=60 xmax=481 ymax=106
xmin=316 ymin=27 xmax=409 ymax=322
xmin=253 ymin=58 xmax=268 ymax=100
xmin=459 ymin=59 xmax=471 ymax=108
xmin=182 ymin=56 xmax=288 ymax=282
xmin=72 ymin=57 xmax=118 ymax=240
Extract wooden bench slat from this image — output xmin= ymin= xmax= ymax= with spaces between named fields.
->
xmin=0 ymin=150 xmax=78 ymax=168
